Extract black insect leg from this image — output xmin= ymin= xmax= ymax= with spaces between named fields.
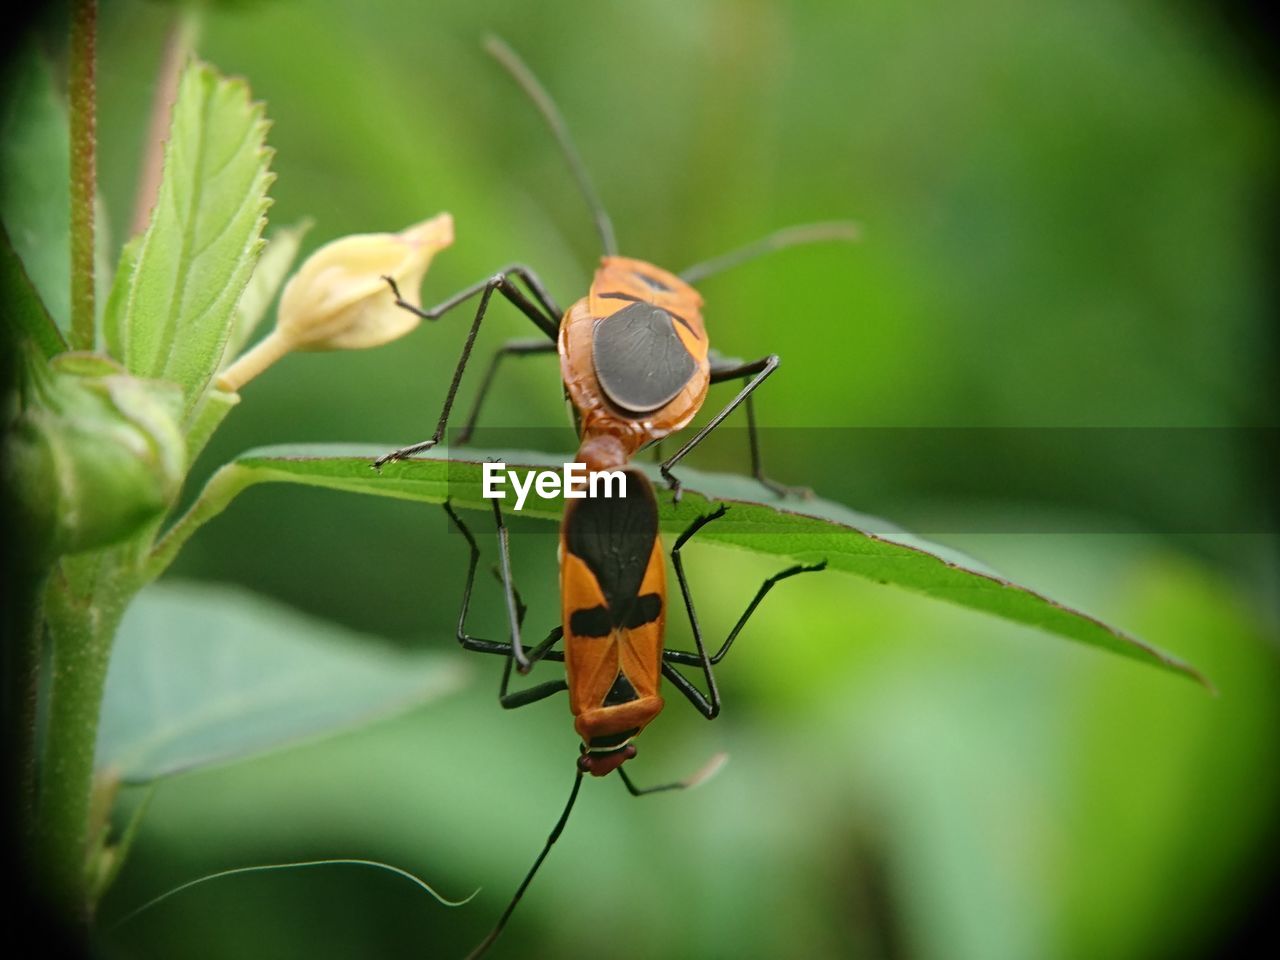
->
xmin=441 ymin=501 xmax=567 ymax=707
xmin=391 ymin=263 xmax=561 ymax=333
xmin=496 ymin=628 xmax=567 ymax=709
xmin=490 ymin=497 xmax=528 ymax=674
xmin=742 ymin=390 xmax=812 ymax=499
xmin=455 ymin=338 xmax=559 ymax=445
xmin=494 ymin=263 xmax=563 ymax=322
xmin=615 ymin=752 xmax=727 ymax=796
xmin=616 ymin=767 xmax=684 ymax=796
xmin=660 ymin=505 xmax=826 ymax=717
xmin=658 ymin=354 xmax=791 ymax=502
xmin=373 ymin=266 xmax=561 ymax=468
xmin=464 ymin=767 xmax=585 ymax=960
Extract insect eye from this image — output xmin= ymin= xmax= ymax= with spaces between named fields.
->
xmin=633 ymin=272 xmax=672 ymax=293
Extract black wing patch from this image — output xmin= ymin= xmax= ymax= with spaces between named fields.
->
xmin=602 ymin=671 xmax=640 ymax=706
xmin=565 ymin=469 xmax=663 ymax=633
xmin=569 ymin=605 xmax=613 ymax=638
xmin=569 ymin=592 xmax=661 ymax=638
xmin=592 ymin=302 xmax=697 ymax=414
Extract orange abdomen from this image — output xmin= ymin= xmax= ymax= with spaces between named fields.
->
xmin=559 ymin=464 xmax=668 ymax=751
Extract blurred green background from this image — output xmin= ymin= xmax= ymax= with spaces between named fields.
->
xmin=11 ymin=0 xmax=1280 ymax=957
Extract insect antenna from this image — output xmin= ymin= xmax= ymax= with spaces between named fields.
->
xmin=484 ymin=35 xmax=619 ymax=257
xmin=465 ymin=768 xmax=586 ymax=960
xmin=677 ymin=220 xmax=861 ymax=284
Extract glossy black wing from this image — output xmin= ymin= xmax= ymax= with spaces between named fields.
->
xmin=592 ymin=302 xmax=697 ymax=414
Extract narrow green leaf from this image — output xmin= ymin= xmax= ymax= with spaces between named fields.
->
xmin=103 ymin=60 xmax=274 ymax=419
xmin=95 ymin=581 xmax=469 ymax=782
xmin=1 ymin=225 xmax=66 ymax=357
xmin=101 ymin=235 xmax=140 ymax=354
xmin=183 ymin=387 xmax=240 ymax=468
xmin=158 ymin=444 xmax=1209 ymax=688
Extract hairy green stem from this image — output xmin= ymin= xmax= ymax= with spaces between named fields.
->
xmin=69 ymin=0 xmax=97 ymax=350
xmin=145 ymin=463 xmax=255 ymax=581
xmin=37 ymin=555 xmax=131 ymax=922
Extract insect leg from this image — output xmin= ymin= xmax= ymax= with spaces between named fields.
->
xmin=658 ymin=354 xmax=792 ymax=502
xmin=441 ymin=501 xmax=567 ymax=708
xmin=484 ymin=563 xmax=567 ymax=706
xmin=660 ymin=506 xmax=728 ymax=717
xmin=660 ymin=505 xmax=826 ymax=716
xmin=464 ymin=767 xmax=585 ymax=960
xmin=616 ymin=766 xmax=684 ymax=796
xmin=497 ymin=626 xmax=567 ymax=709
xmin=742 ymin=390 xmax=812 ymax=499
xmin=389 ymin=263 xmax=561 ymax=331
xmin=373 ymin=267 xmax=560 ymax=468
xmin=455 ymin=338 xmax=558 ymax=445
xmin=660 ymin=663 xmax=716 ymax=717
xmin=498 ymin=264 xmax=564 ymax=321
xmin=615 ymin=751 xmax=728 ymax=797
xmin=662 ymin=562 xmax=827 ymax=668
xmin=488 ymin=497 xmax=533 ymax=673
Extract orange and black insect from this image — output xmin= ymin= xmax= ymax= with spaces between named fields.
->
xmin=376 ymin=37 xmax=844 ymax=956
xmin=374 ymin=36 xmax=858 ymax=501
xmin=443 ymin=431 xmax=824 ymax=957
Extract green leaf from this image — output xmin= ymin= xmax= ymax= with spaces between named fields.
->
xmin=0 ymin=45 xmax=70 ymax=330
xmin=224 ymin=218 xmax=312 ymax=361
xmin=183 ymin=387 xmax=241 ymax=469
xmin=95 ymin=581 xmax=469 ymax=782
xmin=103 ymin=60 xmax=274 ymax=420
xmin=101 ymin=234 xmax=140 ymax=353
xmin=1 ymin=224 xmax=66 ymax=357
xmin=157 ymin=444 xmax=1208 ymax=688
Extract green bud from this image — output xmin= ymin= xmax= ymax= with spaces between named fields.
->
xmin=5 ymin=351 xmax=186 ymax=560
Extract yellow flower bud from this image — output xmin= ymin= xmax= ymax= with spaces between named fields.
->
xmin=218 ymin=213 xmax=453 ymax=391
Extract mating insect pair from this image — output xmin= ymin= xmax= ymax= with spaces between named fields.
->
xmin=375 ymin=37 xmax=850 ymax=958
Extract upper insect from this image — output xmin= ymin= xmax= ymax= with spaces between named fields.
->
xmin=372 ymin=38 xmax=858 ymax=504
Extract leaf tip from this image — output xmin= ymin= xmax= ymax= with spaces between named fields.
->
xmin=1181 ymin=661 xmax=1217 ymax=696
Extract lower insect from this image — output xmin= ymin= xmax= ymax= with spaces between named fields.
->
xmin=443 ymin=431 xmax=825 ymax=957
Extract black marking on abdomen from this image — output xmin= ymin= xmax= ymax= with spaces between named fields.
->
xmin=569 ymin=605 xmax=612 ymax=638
xmin=565 ymin=468 xmax=660 ymax=623
xmin=593 ymin=302 xmax=697 ymax=414
xmin=603 ymin=671 xmax=639 ymax=706
xmin=623 ymin=593 xmax=662 ymax=629
xmin=568 ymin=592 xmax=662 ymax=639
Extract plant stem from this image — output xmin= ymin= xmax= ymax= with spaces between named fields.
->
xmin=68 ymin=0 xmax=97 ymax=350
xmin=145 ymin=462 xmax=256 ymax=581
xmin=37 ymin=555 xmax=130 ymax=923
xmin=217 ymin=329 xmax=292 ymax=392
